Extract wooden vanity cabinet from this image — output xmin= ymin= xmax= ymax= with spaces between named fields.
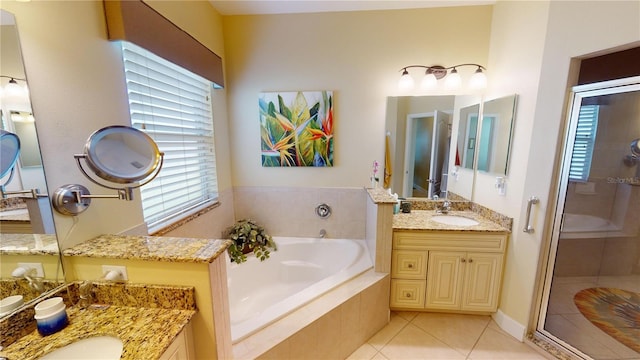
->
xmin=390 ymin=231 xmax=507 ymax=313
xmin=159 ymin=323 xmax=195 ymax=360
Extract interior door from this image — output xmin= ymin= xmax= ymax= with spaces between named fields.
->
xmin=403 ymin=113 xmax=434 ymax=198
xmin=431 ymin=111 xmax=451 ymax=198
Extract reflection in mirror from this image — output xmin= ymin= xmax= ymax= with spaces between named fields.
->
xmin=386 ymin=96 xmax=455 ymax=199
xmin=0 ymin=9 xmax=64 ymax=319
xmin=477 ymin=94 xmax=517 ymax=175
xmin=456 ymin=104 xmax=480 ymax=170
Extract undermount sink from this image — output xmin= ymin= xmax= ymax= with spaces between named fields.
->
xmin=431 ymin=215 xmax=480 ymax=227
xmin=39 ymin=336 xmax=123 ymax=360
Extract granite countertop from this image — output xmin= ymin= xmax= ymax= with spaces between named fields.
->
xmin=0 ymin=304 xmax=195 ymax=360
xmin=393 ymin=210 xmax=510 ymax=232
xmin=0 ymin=210 xmax=29 ymax=222
xmin=0 ymin=233 xmax=60 ymax=255
xmin=63 ymin=234 xmax=232 ymax=263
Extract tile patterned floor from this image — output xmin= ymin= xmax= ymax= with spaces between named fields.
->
xmin=543 ymin=275 xmax=640 ymax=360
xmin=347 ymin=311 xmax=550 ymax=360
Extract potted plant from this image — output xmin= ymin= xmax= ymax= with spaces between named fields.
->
xmin=225 ymin=219 xmax=277 ymax=264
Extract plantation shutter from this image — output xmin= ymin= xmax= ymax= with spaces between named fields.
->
xmin=121 ymin=41 xmax=219 ymax=231
xmin=569 ymin=105 xmax=599 ymax=182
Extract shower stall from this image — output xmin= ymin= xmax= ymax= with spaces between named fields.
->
xmin=537 ymin=76 xmax=640 ymax=359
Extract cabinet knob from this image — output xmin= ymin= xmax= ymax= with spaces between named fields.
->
xmin=406 ymin=293 xmax=412 ymax=298
xmin=407 ymin=264 xmax=413 ymax=268
xmin=461 ymin=258 xmax=466 ymax=263
xmin=468 ymin=258 xmax=473 ymax=263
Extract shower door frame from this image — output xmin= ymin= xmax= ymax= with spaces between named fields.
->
xmin=532 ymin=76 xmax=640 ymax=359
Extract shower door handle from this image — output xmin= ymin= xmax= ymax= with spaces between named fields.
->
xmin=523 ymin=196 xmax=540 ymax=233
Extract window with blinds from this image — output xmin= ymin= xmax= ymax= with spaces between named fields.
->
xmin=569 ymin=104 xmax=599 ymax=182
xmin=121 ymin=41 xmax=219 ymax=232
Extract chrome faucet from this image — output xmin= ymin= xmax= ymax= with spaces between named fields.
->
xmin=436 ymin=200 xmax=451 ymax=214
xmin=78 ymin=280 xmax=94 ymax=309
xmin=12 ymin=266 xmax=44 ymax=293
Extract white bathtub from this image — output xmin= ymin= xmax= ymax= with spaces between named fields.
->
xmin=226 ymin=237 xmax=373 ymax=343
xmin=560 ymin=213 xmax=623 ymax=239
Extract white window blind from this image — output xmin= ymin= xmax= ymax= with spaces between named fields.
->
xmin=569 ymin=105 xmax=599 ymax=182
xmin=121 ymin=41 xmax=218 ymax=232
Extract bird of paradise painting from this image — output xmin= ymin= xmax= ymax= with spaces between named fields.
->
xmin=259 ymin=91 xmax=334 ymax=167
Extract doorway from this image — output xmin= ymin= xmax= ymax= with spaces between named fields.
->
xmin=403 ymin=111 xmax=451 ymax=198
xmin=536 ymin=77 xmax=640 ymax=359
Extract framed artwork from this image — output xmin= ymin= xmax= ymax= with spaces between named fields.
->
xmin=259 ymin=91 xmax=333 ymax=167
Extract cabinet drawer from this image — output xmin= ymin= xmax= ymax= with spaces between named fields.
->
xmin=390 ymin=279 xmax=425 ymax=309
xmin=392 ymin=250 xmax=427 ymax=279
xmin=393 ymin=231 xmax=507 ymax=252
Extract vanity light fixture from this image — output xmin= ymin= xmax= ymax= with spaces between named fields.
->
xmin=0 ymin=75 xmax=28 ymax=100
xmin=397 ymin=64 xmax=487 ymax=91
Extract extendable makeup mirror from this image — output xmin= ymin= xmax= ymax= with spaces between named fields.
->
xmin=0 ymin=129 xmax=21 ymax=197
xmin=52 ymin=126 xmax=163 ymax=215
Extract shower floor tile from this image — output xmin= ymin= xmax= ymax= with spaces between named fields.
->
xmin=542 ymin=275 xmax=640 ymax=360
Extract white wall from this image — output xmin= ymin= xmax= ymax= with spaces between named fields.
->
xmin=475 ymin=0 xmax=640 ymax=337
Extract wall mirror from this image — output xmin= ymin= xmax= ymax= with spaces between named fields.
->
xmin=477 ymin=94 xmax=518 ymax=175
xmin=0 ymin=9 xmax=65 ymax=319
xmin=385 ymin=95 xmax=480 ymax=200
xmin=457 ymin=103 xmax=481 ymax=170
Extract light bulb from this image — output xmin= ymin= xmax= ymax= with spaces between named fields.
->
xmin=420 ymin=73 xmax=438 ymax=90
xmin=444 ymin=68 xmax=461 ymax=89
xmin=4 ymin=79 xmax=25 ymax=99
xmin=469 ymin=68 xmax=487 ymax=89
xmin=398 ymin=69 xmax=414 ymax=91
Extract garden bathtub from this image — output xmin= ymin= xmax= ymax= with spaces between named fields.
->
xmin=226 ymin=237 xmax=372 ymax=342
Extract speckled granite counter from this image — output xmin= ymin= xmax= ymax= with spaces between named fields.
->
xmin=0 ymin=233 xmax=59 ymax=255
xmin=0 ymin=282 xmax=196 ymax=360
xmin=1 ymin=304 xmax=194 ymax=360
xmin=393 ymin=210 xmax=510 ymax=232
xmin=366 ymin=187 xmax=398 ymax=204
xmin=63 ymin=234 xmax=232 ymax=263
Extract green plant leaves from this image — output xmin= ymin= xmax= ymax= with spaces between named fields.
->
xmin=224 ymin=219 xmax=276 ymax=264
xmin=260 ymin=91 xmax=334 ymax=167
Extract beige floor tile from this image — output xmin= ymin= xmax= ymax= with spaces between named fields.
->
xmin=346 ymin=343 xmax=379 ymax=360
xmin=368 ymin=312 xmax=409 ymax=350
xmin=469 ymin=326 xmax=548 ymax=359
xmin=411 ymin=312 xmax=491 ymax=357
xmin=380 ymin=323 xmax=466 ymax=360
xmin=394 ymin=311 xmax=419 ymax=322
xmin=371 ymin=352 xmax=390 ymax=360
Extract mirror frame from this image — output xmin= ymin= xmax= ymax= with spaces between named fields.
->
xmin=84 ymin=125 xmax=162 ymax=184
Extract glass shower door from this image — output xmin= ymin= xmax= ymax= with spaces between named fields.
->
xmin=537 ymin=77 xmax=640 ymax=359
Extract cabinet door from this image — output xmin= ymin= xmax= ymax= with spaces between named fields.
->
xmin=391 ymin=279 xmax=426 ymax=309
xmin=425 ymin=251 xmax=464 ymax=310
xmin=461 ymin=253 xmax=503 ymax=312
xmin=159 ymin=326 xmax=193 ymax=360
xmin=392 ymin=250 xmax=428 ymax=279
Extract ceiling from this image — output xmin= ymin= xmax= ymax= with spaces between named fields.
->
xmin=209 ymin=0 xmax=495 ymax=16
